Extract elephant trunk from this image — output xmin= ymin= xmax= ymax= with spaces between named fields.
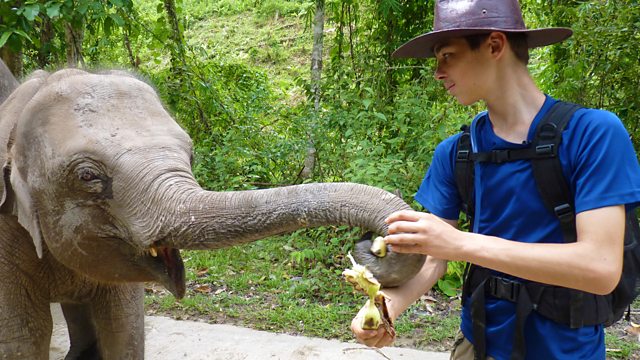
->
xmin=159 ymin=182 xmax=425 ymax=287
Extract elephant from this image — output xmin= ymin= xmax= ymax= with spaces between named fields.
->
xmin=0 ymin=66 xmax=426 ymax=359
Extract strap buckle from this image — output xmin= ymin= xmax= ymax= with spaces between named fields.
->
xmin=554 ymin=203 xmax=574 ymax=223
xmin=535 ymin=144 xmax=555 ymax=156
xmin=491 ymin=150 xmax=511 ymax=163
xmin=488 ymin=276 xmax=521 ymax=302
xmin=457 ymin=150 xmax=470 ymax=161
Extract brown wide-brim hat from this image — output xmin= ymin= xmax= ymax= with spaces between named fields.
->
xmin=393 ymin=0 xmax=573 ymax=59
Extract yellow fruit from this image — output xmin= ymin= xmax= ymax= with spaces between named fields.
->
xmin=360 ymin=299 xmax=381 ymax=330
xmin=370 ymin=236 xmax=387 ymax=257
xmin=343 ymin=252 xmax=387 ymax=331
xmin=342 ymin=253 xmax=381 ymax=298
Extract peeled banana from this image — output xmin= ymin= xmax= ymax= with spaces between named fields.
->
xmin=342 ymin=253 xmax=395 ymax=335
xmin=360 ymin=299 xmax=381 ymax=330
xmin=370 ymin=236 xmax=387 ymax=257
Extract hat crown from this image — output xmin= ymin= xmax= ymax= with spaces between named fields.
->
xmin=435 ymin=0 xmax=526 ymax=31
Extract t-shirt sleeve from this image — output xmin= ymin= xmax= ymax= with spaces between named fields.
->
xmin=564 ymin=108 xmax=640 ymax=213
xmin=414 ymin=135 xmax=462 ymax=220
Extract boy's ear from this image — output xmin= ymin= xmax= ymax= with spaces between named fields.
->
xmin=487 ymin=32 xmax=508 ymax=58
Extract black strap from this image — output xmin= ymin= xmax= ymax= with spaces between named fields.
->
xmin=470 ymin=146 xmax=549 ymax=164
xmin=470 ymin=277 xmax=488 ymax=360
xmin=456 ymin=102 xmax=581 ymax=246
xmin=455 ymin=125 xmax=475 ymax=228
xmin=468 ymin=269 xmax=536 ymax=360
xmin=530 ymin=102 xmax=582 ymax=244
xmin=465 ymin=267 xmax=611 ymax=359
xmin=531 ymin=102 xmax=585 ymax=330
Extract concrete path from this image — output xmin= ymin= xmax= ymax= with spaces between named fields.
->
xmin=49 ymin=304 xmax=449 ymax=360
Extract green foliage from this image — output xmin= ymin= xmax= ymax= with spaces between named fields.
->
xmin=1 ymin=0 xmax=135 ymax=72
xmin=437 ymin=261 xmax=466 ymax=297
xmin=146 ymin=230 xmax=368 ymax=340
xmin=256 ymin=0 xmax=307 ymax=19
xmin=523 ymin=0 xmax=640 ymax=149
xmin=604 ymin=331 xmax=640 ymax=359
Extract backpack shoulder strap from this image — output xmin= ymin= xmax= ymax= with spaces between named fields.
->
xmin=455 ymin=124 xmax=475 ymax=229
xmin=530 ymin=101 xmax=582 ymax=243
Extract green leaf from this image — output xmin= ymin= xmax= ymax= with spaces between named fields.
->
xmin=77 ymin=0 xmax=90 ymax=15
xmin=109 ymin=13 xmax=125 ymax=27
xmin=103 ymin=15 xmax=113 ymax=35
xmin=373 ymin=112 xmax=387 ymax=121
xmin=0 ymin=31 xmax=12 ymax=48
xmin=45 ymin=3 xmax=62 ymax=18
xmin=437 ymin=278 xmax=459 ymax=297
xmin=22 ymin=4 xmax=40 ymax=21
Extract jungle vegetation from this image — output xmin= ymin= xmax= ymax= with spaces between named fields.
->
xmin=1 ymin=0 xmax=639 ymax=356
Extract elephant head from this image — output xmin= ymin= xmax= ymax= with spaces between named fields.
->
xmin=0 ymin=69 xmax=425 ymax=298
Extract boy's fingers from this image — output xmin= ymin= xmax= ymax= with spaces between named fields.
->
xmin=351 ymin=313 xmax=394 ymax=348
xmin=384 ymin=233 xmax=420 ymax=246
xmin=388 ymin=244 xmax=421 ymax=254
xmin=385 ymin=210 xmax=422 ymax=223
xmin=387 ymin=221 xmax=424 ymax=234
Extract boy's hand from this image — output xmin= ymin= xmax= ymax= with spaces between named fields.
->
xmin=351 ymin=290 xmax=400 ymax=348
xmin=350 ymin=301 xmax=396 ymax=348
xmin=384 ymin=210 xmax=462 ymax=260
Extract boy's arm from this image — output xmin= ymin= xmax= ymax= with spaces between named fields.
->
xmin=350 ymin=218 xmax=454 ymax=348
xmin=385 ymin=205 xmax=625 ymax=295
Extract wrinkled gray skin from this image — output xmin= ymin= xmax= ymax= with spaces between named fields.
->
xmin=0 ymin=66 xmax=425 ymax=359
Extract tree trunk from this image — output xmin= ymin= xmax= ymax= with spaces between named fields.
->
xmin=37 ymin=16 xmax=54 ymax=68
xmin=310 ymin=0 xmax=324 ymax=113
xmin=64 ymin=22 xmax=85 ymax=68
xmin=0 ymin=47 xmax=23 ymax=79
xmin=163 ymin=0 xmax=186 ymax=75
xmin=301 ymin=0 xmax=325 ymax=181
xmin=123 ymin=28 xmax=139 ymax=69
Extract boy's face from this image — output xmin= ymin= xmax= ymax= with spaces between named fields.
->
xmin=433 ymin=37 xmax=492 ymax=106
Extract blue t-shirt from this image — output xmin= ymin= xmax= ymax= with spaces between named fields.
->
xmin=415 ymin=96 xmax=640 ymax=359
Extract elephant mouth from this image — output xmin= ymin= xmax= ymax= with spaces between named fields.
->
xmin=147 ymin=245 xmax=186 ymax=299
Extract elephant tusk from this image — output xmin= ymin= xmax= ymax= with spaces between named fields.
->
xmin=149 ymin=247 xmax=158 ymax=257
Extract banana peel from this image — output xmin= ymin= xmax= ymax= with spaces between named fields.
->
xmin=343 ymin=253 xmax=395 ymax=337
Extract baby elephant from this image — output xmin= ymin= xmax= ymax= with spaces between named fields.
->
xmin=0 ymin=67 xmax=424 ymax=359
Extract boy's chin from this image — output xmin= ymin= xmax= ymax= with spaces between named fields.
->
xmin=454 ymin=96 xmax=481 ymax=107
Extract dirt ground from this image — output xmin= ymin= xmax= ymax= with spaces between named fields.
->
xmin=49 ymin=303 xmax=450 ymax=360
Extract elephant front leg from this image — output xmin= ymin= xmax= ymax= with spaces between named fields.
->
xmin=61 ymin=303 xmax=101 ymax=360
xmin=91 ymin=283 xmax=145 ymax=360
xmin=0 ymin=294 xmax=52 ymax=359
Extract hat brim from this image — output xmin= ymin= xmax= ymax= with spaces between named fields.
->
xmin=392 ymin=27 xmax=573 ymax=59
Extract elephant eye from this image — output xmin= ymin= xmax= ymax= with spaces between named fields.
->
xmin=78 ymin=168 xmax=99 ymax=182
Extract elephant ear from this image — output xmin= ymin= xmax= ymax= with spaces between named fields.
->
xmin=9 ymin=165 xmax=45 ymax=258
xmin=0 ymin=128 xmax=16 ymax=214
xmin=0 ymin=75 xmax=48 ymax=258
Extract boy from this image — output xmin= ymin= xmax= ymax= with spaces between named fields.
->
xmin=351 ymin=1 xmax=640 ymax=359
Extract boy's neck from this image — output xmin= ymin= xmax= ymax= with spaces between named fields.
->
xmin=483 ymin=65 xmax=546 ymax=144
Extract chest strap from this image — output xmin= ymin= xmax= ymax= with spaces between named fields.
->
xmin=463 ymin=266 xmax=611 ymax=359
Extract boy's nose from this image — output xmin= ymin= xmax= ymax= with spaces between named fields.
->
xmin=433 ymin=64 xmax=446 ymax=81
